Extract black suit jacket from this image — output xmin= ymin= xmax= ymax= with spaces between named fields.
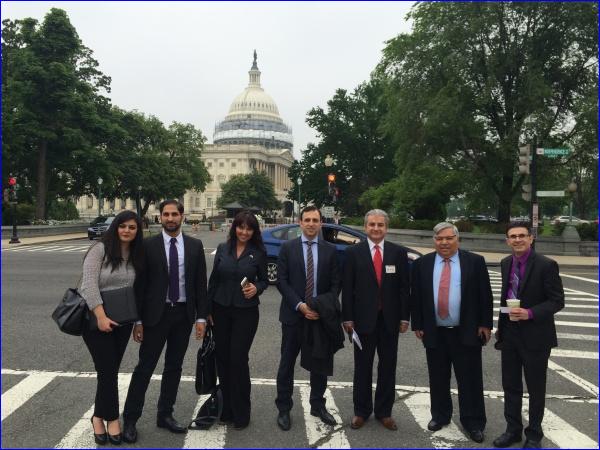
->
xmin=496 ymin=250 xmax=564 ymax=351
xmin=207 ymin=242 xmax=268 ymax=310
xmin=342 ymin=241 xmax=410 ymax=335
xmin=135 ymin=233 xmax=208 ymax=327
xmin=276 ymin=237 xmax=340 ymax=325
xmin=410 ymin=249 xmax=493 ymax=349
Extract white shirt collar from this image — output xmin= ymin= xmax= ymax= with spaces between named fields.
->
xmin=367 ymin=238 xmax=384 ymax=252
xmin=301 ymin=234 xmax=319 ymax=244
xmin=162 ymin=229 xmax=182 ymax=245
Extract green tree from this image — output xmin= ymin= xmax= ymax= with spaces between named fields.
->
xmin=378 ymin=2 xmax=598 ymax=222
xmin=218 ymin=171 xmax=281 ymax=213
xmin=290 ymin=80 xmax=396 ymax=216
xmin=2 ymin=9 xmax=113 ymax=219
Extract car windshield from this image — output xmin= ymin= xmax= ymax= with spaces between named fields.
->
xmin=90 ymin=216 xmax=107 ymax=226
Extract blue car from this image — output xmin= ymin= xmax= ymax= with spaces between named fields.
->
xmin=262 ymin=223 xmax=421 ymax=284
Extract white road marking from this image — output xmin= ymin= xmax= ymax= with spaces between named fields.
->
xmin=493 ymin=308 xmax=597 ymax=318
xmin=403 ymin=392 xmax=468 ymax=448
xmin=551 ymin=349 xmax=598 ymax=360
xmin=299 ymin=386 xmax=350 ymax=448
xmin=55 ymin=373 xmax=131 ymax=448
xmin=547 ymin=360 xmax=598 ymax=397
xmin=26 ymin=245 xmax=63 ymax=252
xmin=556 ymin=332 xmax=598 ymax=341
xmin=560 ymin=273 xmax=599 ymax=284
xmin=564 ymin=287 xmax=599 ymax=296
xmin=183 ymin=394 xmax=227 ymax=448
xmin=4 ymin=245 xmax=49 ymax=252
xmin=1 ymin=372 xmax=57 ymax=421
xmin=523 ymin=399 xmax=598 ymax=448
xmin=493 ymin=320 xmax=598 ymax=328
xmin=493 ymin=301 xmax=598 ymax=310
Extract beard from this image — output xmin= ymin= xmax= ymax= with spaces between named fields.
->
xmin=162 ymin=221 xmax=181 ymax=232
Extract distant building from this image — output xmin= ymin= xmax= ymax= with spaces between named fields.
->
xmin=75 ymin=51 xmax=294 ymax=220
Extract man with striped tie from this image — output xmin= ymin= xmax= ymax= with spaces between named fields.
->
xmin=493 ymin=222 xmax=565 ymax=449
xmin=411 ymin=222 xmax=493 ymax=443
xmin=274 ymin=206 xmax=340 ymax=431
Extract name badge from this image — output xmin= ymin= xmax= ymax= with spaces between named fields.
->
xmin=385 ymin=265 xmax=396 ymax=274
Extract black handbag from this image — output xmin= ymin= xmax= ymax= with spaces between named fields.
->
xmin=89 ymin=286 xmax=138 ymax=330
xmin=189 ymin=387 xmax=223 ymax=430
xmin=52 ymin=288 xmax=88 ymax=336
xmin=195 ymin=324 xmax=217 ymax=395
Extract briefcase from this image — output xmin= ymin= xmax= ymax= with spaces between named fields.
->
xmin=89 ymin=286 xmax=138 ymax=329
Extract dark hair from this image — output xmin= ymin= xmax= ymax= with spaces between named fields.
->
xmin=506 ymin=221 xmax=532 ymax=236
xmin=101 ymin=210 xmax=144 ymax=273
xmin=159 ymin=199 xmax=184 ymax=214
xmin=300 ymin=205 xmax=322 ymax=221
xmin=227 ymin=210 xmax=265 ymax=252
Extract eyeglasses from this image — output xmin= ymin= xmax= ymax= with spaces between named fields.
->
xmin=508 ymin=233 xmax=529 ymax=240
xmin=434 ymin=235 xmax=456 ymax=243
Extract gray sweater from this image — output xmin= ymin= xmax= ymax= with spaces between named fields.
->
xmin=80 ymin=243 xmax=135 ymax=311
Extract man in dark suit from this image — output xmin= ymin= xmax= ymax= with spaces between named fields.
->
xmin=122 ymin=199 xmax=208 ymax=443
xmin=342 ymin=209 xmax=409 ymax=431
xmin=411 ymin=222 xmax=493 ymax=443
xmin=275 ymin=205 xmax=340 ymax=431
xmin=493 ymin=222 xmax=564 ymax=449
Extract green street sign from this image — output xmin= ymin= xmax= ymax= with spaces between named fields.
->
xmin=536 ymin=147 xmax=570 ymax=158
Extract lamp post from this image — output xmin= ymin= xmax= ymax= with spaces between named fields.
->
xmin=567 ymin=179 xmax=577 ymax=223
xmin=562 ymin=178 xmax=580 ymax=240
xmin=324 ymin=154 xmax=336 ymax=204
xmin=137 ymin=185 xmax=142 ymax=217
xmin=97 ymin=177 xmax=103 ymax=217
xmin=297 ymin=177 xmax=302 ymax=220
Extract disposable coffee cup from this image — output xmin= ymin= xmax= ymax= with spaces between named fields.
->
xmin=506 ymin=299 xmax=520 ymax=320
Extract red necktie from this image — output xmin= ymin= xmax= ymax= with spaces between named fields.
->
xmin=373 ymin=245 xmax=382 ymax=286
xmin=438 ymin=258 xmax=450 ymax=319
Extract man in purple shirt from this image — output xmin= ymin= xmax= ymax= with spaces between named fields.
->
xmin=493 ymin=222 xmax=564 ymax=449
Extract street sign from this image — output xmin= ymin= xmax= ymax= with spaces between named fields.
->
xmin=537 ymin=190 xmax=565 ymax=197
xmin=322 ymin=206 xmax=335 ymax=218
xmin=532 ymin=203 xmax=539 ymax=228
xmin=536 ymin=148 xmax=570 ymax=158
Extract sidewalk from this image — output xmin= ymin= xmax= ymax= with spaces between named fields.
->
xmin=2 ymin=234 xmax=597 ymax=268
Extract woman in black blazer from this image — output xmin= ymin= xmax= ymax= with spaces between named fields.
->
xmin=207 ymin=210 xmax=268 ymax=429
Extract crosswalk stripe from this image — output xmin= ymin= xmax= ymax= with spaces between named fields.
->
xmin=494 ymin=308 xmax=597 ymax=318
xmin=55 ymin=373 xmax=131 ymax=448
xmin=523 ymin=400 xmax=598 ymax=448
xmin=551 ymin=349 xmax=598 ymax=360
xmin=493 ymin=320 xmax=598 ymax=329
xmin=403 ymin=392 xmax=468 ymax=448
xmin=26 ymin=245 xmax=63 ymax=252
xmin=4 ymin=245 xmax=49 ymax=252
xmin=1 ymin=372 xmax=57 ymax=421
xmin=300 ymin=386 xmax=349 ymax=448
xmin=183 ymin=394 xmax=227 ymax=448
xmin=493 ymin=301 xmax=598 ymax=310
xmin=556 ymin=332 xmax=598 ymax=341
xmin=560 ymin=273 xmax=599 ymax=284
xmin=547 ymin=360 xmax=598 ymax=397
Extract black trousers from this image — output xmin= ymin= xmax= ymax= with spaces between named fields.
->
xmin=82 ymin=323 xmax=133 ymax=421
xmin=275 ymin=322 xmax=327 ymax=412
xmin=353 ymin=312 xmax=399 ymax=419
xmin=212 ymin=302 xmax=259 ymax=426
xmin=501 ymin=323 xmax=550 ymax=442
xmin=425 ymin=327 xmax=486 ymax=430
xmin=123 ymin=304 xmax=192 ymax=422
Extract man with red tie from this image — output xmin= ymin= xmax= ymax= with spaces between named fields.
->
xmin=342 ymin=209 xmax=410 ymax=431
xmin=410 ymin=222 xmax=493 ymax=443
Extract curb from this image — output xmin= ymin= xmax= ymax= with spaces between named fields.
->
xmin=2 ymin=236 xmax=88 ymax=249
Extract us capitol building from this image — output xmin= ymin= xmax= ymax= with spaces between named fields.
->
xmin=76 ymin=52 xmax=294 ymax=220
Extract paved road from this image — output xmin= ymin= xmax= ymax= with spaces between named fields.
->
xmin=2 ymin=233 xmax=598 ymax=448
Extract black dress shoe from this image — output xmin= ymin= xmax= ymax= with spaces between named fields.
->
xmin=122 ymin=421 xmax=138 ymax=444
xmin=468 ymin=429 xmax=485 ymax=443
xmin=277 ymin=411 xmax=291 ymax=431
xmin=157 ymin=415 xmax=187 ymax=434
xmin=310 ymin=407 xmax=336 ymax=425
xmin=91 ymin=417 xmax=108 ymax=445
xmin=427 ymin=420 xmax=449 ymax=432
xmin=493 ymin=431 xmax=522 ymax=448
xmin=108 ymin=433 xmax=122 ymax=445
xmin=522 ymin=439 xmax=541 ymax=448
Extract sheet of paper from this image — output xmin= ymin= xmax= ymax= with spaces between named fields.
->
xmin=352 ymin=330 xmax=363 ymax=350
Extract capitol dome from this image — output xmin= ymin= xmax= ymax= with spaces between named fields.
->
xmin=213 ymin=51 xmax=293 ymax=149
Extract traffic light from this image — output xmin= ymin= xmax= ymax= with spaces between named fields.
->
xmin=7 ymin=176 xmax=17 ymax=202
xmin=521 ymin=183 xmax=532 ymax=202
xmin=518 ymin=145 xmax=531 ymax=175
xmin=327 ymin=173 xmax=336 ymax=198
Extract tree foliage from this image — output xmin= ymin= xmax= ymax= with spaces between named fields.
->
xmin=218 ymin=171 xmax=281 ymax=213
xmin=377 ymin=2 xmax=598 ymax=221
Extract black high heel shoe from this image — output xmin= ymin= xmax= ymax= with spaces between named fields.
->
xmin=91 ymin=417 xmax=108 ymax=445
xmin=107 ymin=420 xmax=122 ymax=445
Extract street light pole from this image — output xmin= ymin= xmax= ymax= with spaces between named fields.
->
xmin=297 ymin=177 xmax=302 ymax=220
xmin=137 ymin=185 xmax=142 ymax=217
xmin=568 ymin=179 xmax=577 ymax=223
xmin=97 ymin=177 xmax=103 ymax=217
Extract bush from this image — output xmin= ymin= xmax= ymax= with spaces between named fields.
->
xmin=340 ymin=216 xmax=363 ymax=226
xmin=388 ymin=217 xmax=438 ymax=230
xmin=576 ymin=222 xmax=598 ymax=241
xmin=477 ymin=222 xmax=508 ymax=234
xmin=2 ymin=203 xmax=36 ymax=225
xmin=552 ymin=223 xmax=566 ymax=236
xmin=48 ymin=199 xmax=79 ymax=221
xmin=454 ymin=220 xmax=474 ymax=233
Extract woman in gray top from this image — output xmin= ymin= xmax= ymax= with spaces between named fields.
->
xmin=80 ymin=210 xmax=144 ymax=445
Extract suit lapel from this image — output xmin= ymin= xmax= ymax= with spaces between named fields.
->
xmin=360 ymin=241 xmax=377 ymax=284
xmin=296 ymin=238 xmax=306 ymax=286
xmin=183 ymin=234 xmax=192 ymax=288
xmin=156 ymin=233 xmax=169 ymax=276
xmin=381 ymin=242 xmax=394 ymax=288
xmin=501 ymin=257 xmax=511 ymax=301
xmin=458 ymin=250 xmax=466 ymax=301
xmin=518 ymin=250 xmax=536 ymax=297
xmin=424 ymin=252 xmax=436 ymax=308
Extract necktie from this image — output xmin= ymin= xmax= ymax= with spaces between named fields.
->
xmin=305 ymin=241 xmax=314 ymax=302
xmin=438 ymin=258 xmax=450 ymax=319
xmin=510 ymin=259 xmax=521 ymax=298
xmin=168 ymin=237 xmax=179 ymax=303
xmin=373 ymin=245 xmax=382 ymax=286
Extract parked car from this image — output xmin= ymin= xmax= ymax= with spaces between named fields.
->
xmin=87 ymin=216 xmax=115 ymax=240
xmin=262 ymin=223 xmax=422 ymax=284
xmin=552 ymin=216 xmax=589 ymax=225
xmin=468 ymin=215 xmax=498 ymax=223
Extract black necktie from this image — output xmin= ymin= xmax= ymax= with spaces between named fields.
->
xmin=305 ymin=241 xmax=314 ymax=302
xmin=168 ymin=237 xmax=179 ymax=303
